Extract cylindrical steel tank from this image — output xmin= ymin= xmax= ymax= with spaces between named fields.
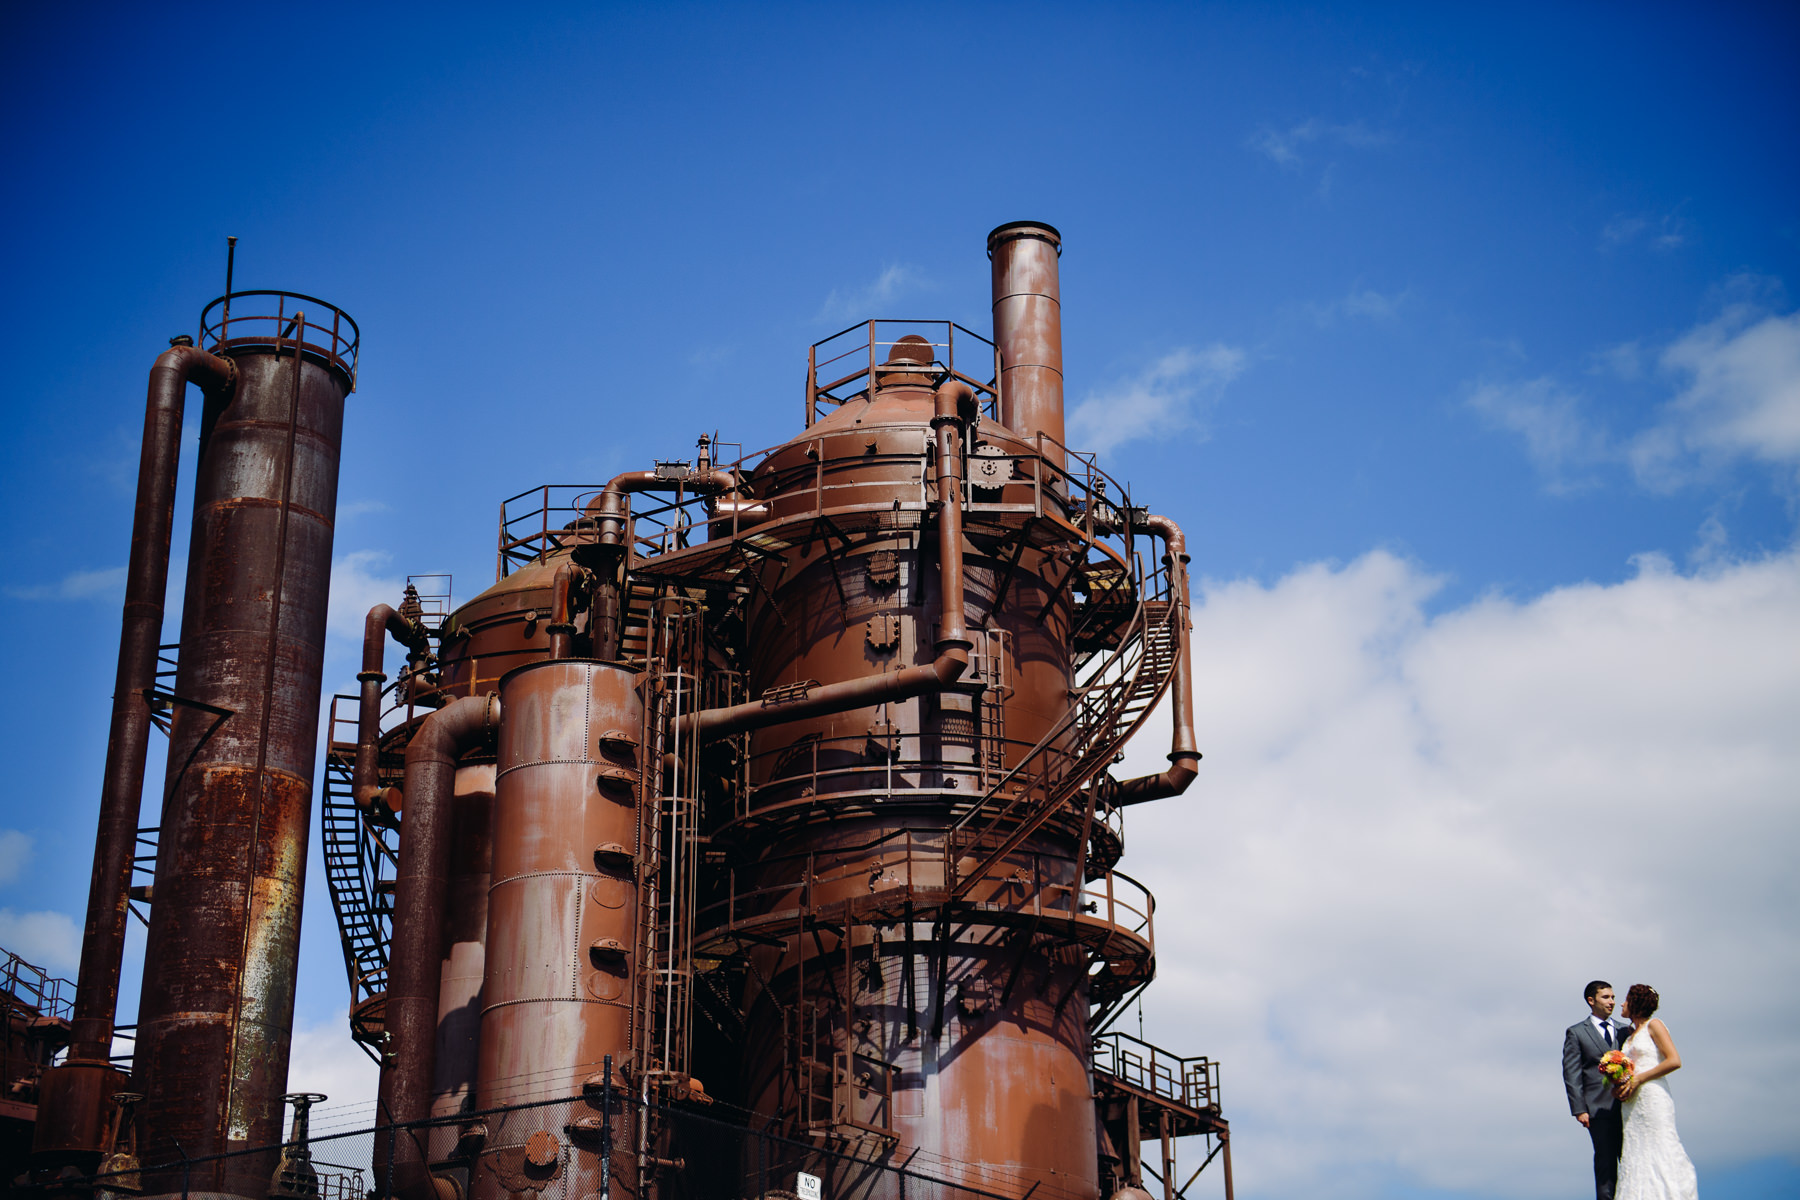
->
xmin=990 ymin=221 xmax=1065 ymax=466
xmin=474 ymin=658 xmax=644 ymax=1200
xmin=375 ymin=551 xmax=570 ymax=1129
xmin=132 ymin=301 xmax=353 ymax=1195
xmin=715 ymin=305 xmax=1098 ymax=1194
xmin=430 ymin=761 xmax=496 ymax=1117
xmin=740 ymin=337 xmax=1075 ymax=814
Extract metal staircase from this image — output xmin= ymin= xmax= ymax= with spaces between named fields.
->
xmin=947 ymin=595 xmax=1182 ymax=898
xmin=319 ymin=694 xmax=396 ymax=1050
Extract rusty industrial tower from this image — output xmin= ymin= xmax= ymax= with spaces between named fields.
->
xmin=19 ymin=224 xmax=1232 ymax=1200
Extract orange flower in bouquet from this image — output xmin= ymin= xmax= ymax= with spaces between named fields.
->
xmin=1598 ymin=1049 xmax=1634 ymax=1089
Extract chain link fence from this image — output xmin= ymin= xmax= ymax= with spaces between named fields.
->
xmin=23 ymin=1075 xmax=1061 ymax=1200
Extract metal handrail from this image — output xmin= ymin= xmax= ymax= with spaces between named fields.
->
xmin=198 ymin=289 xmax=360 ymax=381
xmin=1091 ymin=1029 xmax=1220 ymax=1112
xmin=0 ymin=946 xmax=73 ymax=1020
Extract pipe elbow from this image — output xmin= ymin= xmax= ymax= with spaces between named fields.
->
xmin=1162 ymin=753 xmax=1200 ymax=795
xmin=934 ymin=379 xmax=975 ymax=424
xmin=1138 ymin=513 xmax=1189 ymax=564
xmin=932 ymin=647 xmax=970 ymax=686
xmin=364 ymin=603 xmax=427 ymax=676
xmin=363 ymin=604 xmax=398 ymax=676
xmin=407 ymin=692 xmax=501 ymax=767
xmin=154 ymin=344 xmax=235 ymax=395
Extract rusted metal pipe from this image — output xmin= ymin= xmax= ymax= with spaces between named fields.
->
xmin=378 ymin=692 xmax=501 ymax=1196
xmin=589 ymin=468 xmax=737 ymax=548
xmin=355 ymin=604 xmax=427 ymax=810
xmin=545 ymin=561 xmax=587 ymax=660
xmin=585 ymin=467 xmax=735 ymax=659
xmin=933 ymin=379 xmax=975 ymax=657
xmin=1110 ymin=515 xmax=1199 ymax=805
xmin=989 ymin=221 xmax=1065 ymax=467
xmin=132 ymin=317 xmax=354 ymax=1191
xmin=36 ymin=344 xmax=236 ymax=1161
xmin=676 ymin=381 xmax=974 ymax=743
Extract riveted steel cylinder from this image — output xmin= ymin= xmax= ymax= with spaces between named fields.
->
xmin=475 ymin=659 xmax=643 ymax=1200
xmin=989 ymin=222 xmax=1065 ymax=466
xmin=132 ymin=333 xmax=350 ymax=1195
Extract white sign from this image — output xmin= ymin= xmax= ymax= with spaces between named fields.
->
xmin=795 ymin=1172 xmax=822 ymax=1200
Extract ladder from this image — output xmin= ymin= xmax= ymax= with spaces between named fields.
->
xmin=946 ymin=597 xmax=1181 ymax=899
xmin=319 ymin=695 xmax=395 ymax=1047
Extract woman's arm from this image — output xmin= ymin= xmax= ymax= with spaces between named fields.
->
xmin=1620 ymin=1019 xmax=1683 ymax=1097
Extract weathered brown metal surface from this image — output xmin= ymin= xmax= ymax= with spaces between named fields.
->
xmin=36 ymin=345 xmax=235 ymax=1166
xmin=294 ymin=221 xmax=1223 ymax=1197
xmin=989 ymin=221 xmax=1066 ymax=467
xmin=704 ymin=283 xmax=1099 ymax=1193
xmin=131 ymin=321 xmax=352 ymax=1197
xmin=474 ymin=659 xmax=642 ymax=1199
xmin=379 ymin=693 xmax=501 ymax=1199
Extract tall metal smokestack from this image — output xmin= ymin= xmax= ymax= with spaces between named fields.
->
xmin=131 ymin=293 xmax=357 ymax=1197
xmin=988 ymin=221 xmax=1064 ymax=467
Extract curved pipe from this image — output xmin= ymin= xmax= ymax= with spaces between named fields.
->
xmin=675 ymin=381 xmax=975 ymax=743
xmin=1109 ymin=514 xmax=1200 ymax=805
xmin=354 ymin=604 xmax=428 ymax=811
xmin=584 ymin=468 xmax=737 ymax=659
xmin=376 ymin=693 xmax=502 ymax=1196
xmin=545 ymin=561 xmax=588 ymax=660
xmin=66 ymin=345 xmax=233 ymax=1066
xmin=589 ymin=467 xmax=737 ymax=548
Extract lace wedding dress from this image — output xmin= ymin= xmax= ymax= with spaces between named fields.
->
xmin=1616 ymin=1022 xmax=1699 ymax=1199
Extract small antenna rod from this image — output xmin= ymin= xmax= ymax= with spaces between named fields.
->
xmin=222 ymin=236 xmax=238 ymax=339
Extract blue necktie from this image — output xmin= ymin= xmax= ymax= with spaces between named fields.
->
xmin=1602 ymin=1022 xmax=1613 ymax=1048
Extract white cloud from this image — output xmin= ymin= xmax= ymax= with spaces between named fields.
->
xmin=815 ymin=264 xmax=928 ymax=323
xmin=0 ymin=830 xmax=28 ymax=884
xmin=285 ymin=1010 xmax=380 ymax=1135
xmin=1631 ymin=307 xmax=1800 ymax=487
xmin=0 ymin=908 xmax=81 ymax=971
xmin=326 ymin=550 xmax=409 ymax=645
xmin=3 ymin=565 xmax=127 ymax=602
xmin=1601 ymin=210 xmax=1688 ymax=252
xmin=1467 ymin=377 xmax=1609 ymax=492
xmin=1308 ymin=287 xmax=1409 ymax=326
xmin=1472 ymin=299 xmax=1800 ymax=493
xmin=1249 ymin=118 xmax=1391 ymax=169
xmin=1067 ymin=345 xmax=1247 ymax=456
xmin=1116 ymin=547 xmax=1800 ymax=1196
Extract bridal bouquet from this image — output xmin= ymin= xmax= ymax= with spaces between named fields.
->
xmin=1598 ymin=1049 xmax=1634 ymax=1087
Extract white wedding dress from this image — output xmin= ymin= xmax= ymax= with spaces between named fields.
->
xmin=1616 ymin=1022 xmax=1699 ymax=1199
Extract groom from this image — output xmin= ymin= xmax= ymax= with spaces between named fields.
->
xmin=1563 ymin=979 xmax=1633 ymax=1200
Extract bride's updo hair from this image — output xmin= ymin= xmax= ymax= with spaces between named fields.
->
xmin=1624 ymin=983 xmax=1660 ymax=1020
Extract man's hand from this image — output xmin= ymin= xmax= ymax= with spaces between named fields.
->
xmin=1575 ymin=1112 xmax=1591 ymax=1128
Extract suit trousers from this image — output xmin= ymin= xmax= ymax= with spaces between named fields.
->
xmin=1588 ymin=1106 xmax=1623 ymax=1200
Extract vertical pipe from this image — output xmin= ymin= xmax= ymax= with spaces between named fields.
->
xmin=378 ymin=693 xmax=500 ymax=1200
xmin=131 ymin=323 xmax=352 ymax=1196
xmin=356 ymin=604 xmax=426 ymax=809
xmin=473 ymin=661 xmax=640 ymax=1200
xmin=222 ymin=236 xmax=237 ymax=337
xmin=1159 ymin=1109 xmax=1174 ymax=1200
xmin=34 ymin=345 xmax=234 ymax=1166
xmin=932 ymin=380 xmax=973 ymax=659
xmin=988 ymin=221 xmax=1065 ymax=467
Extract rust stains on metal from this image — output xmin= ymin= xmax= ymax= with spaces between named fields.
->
xmin=128 ymin=298 xmax=355 ymax=1196
xmin=53 ymin=224 xmax=1233 ymax=1200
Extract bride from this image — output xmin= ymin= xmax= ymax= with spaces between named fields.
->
xmin=1614 ymin=983 xmax=1699 ymax=1198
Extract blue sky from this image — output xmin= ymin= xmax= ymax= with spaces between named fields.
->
xmin=3 ymin=4 xmax=1796 ymax=1197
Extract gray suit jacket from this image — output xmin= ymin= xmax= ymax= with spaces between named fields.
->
xmin=1563 ymin=1016 xmax=1633 ymax=1117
